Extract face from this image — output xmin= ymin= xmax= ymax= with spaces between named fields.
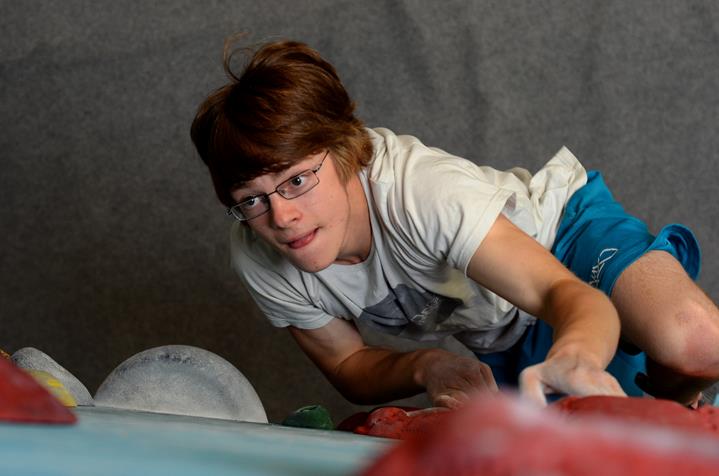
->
xmin=230 ymin=151 xmax=370 ymax=272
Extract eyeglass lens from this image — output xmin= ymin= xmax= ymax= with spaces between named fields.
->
xmin=230 ymin=160 xmax=324 ymax=221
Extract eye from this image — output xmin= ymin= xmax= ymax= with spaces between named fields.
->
xmin=288 ymin=173 xmax=308 ymax=188
xmin=239 ymin=196 xmax=262 ymax=210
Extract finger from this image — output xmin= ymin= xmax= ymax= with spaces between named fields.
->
xmin=603 ymin=376 xmax=627 ymax=397
xmin=434 ymin=394 xmax=462 ymax=409
xmin=583 ymin=372 xmax=625 ymax=397
xmin=434 ymin=392 xmax=470 ymax=409
xmin=479 ymin=364 xmax=499 ymax=392
xmin=518 ymin=369 xmax=548 ymax=406
xmin=687 ymin=392 xmax=703 ymax=409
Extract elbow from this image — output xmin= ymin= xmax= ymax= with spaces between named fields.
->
xmin=663 ymin=300 xmax=719 ymax=379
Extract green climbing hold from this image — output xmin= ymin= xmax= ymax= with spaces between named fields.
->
xmin=281 ymin=404 xmax=334 ymax=430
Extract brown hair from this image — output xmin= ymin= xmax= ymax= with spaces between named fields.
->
xmin=190 ymin=39 xmax=373 ymax=207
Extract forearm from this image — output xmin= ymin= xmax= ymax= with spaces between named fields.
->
xmin=542 ymin=279 xmax=620 ymax=368
xmin=331 ymin=346 xmax=444 ymax=405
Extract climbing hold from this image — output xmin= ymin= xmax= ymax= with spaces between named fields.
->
xmin=0 ymin=358 xmax=76 ymax=424
xmin=94 ymin=345 xmax=267 ymax=423
xmin=282 ymin=405 xmax=334 ymax=430
xmin=26 ymin=370 xmax=78 ymax=407
xmin=361 ymin=394 xmax=719 ymax=476
xmin=12 ymin=347 xmax=94 ymax=406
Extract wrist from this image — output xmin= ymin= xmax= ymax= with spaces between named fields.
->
xmin=546 ymin=340 xmax=613 ymax=370
xmin=412 ymin=348 xmax=449 ymax=387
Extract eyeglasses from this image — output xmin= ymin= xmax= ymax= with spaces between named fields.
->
xmin=226 ymin=151 xmax=329 ymax=221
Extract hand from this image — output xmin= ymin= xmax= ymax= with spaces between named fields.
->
xmin=519 ymin=353 xmax=626 ymax=406
xmin=420 ymin=350 xmax=498 ymax=409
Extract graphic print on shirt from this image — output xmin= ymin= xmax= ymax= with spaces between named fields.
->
xmin=589 ymin=247 xmax=619 ymax=288
xmin=358 ymin=284 xmax=463 ymax=335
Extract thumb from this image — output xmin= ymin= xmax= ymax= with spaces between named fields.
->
xmin=518 ymin=368 xmax=549 ymax=406
xmin=434 ymin=392 xmax=469 ymax=409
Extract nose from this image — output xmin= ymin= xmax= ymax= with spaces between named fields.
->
xmin=268 ymin=193 xmax=301 ymax=228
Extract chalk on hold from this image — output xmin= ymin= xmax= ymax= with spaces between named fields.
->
xmin=94 ymin=345 xmax=268 ymax=423
xmin=12 ymin=347 xmax=94 ymax=406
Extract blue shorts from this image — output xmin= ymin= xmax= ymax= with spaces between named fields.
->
xmin=477 ymin=171 xmax=701 ymax=396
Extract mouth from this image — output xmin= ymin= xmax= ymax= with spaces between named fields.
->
xmin=285 ymin=229 xmax=317 ymax=250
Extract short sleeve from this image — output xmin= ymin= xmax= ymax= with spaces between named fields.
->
xmin=412 ymin=161 xmax=517 ymax=273
xmin=373 ymin=138 xmax=519 ymax=275
xmin=366 ymin=130 xmax=587 ymax=278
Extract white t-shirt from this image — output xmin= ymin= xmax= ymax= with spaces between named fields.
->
xmin=231 ymin=128 xmax=587 ymax=352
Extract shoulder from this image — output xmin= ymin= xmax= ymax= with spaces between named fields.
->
xmin=364 ymin=127 xmax=514 ymax=215
xmin=360 ymin=129 xmax=517 ymax=267
xmin=366 ymin=127 xmax=486 ymax=188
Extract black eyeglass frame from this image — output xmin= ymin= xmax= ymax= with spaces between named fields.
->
xmin=226 ymin=151 xmax=329 ymax=222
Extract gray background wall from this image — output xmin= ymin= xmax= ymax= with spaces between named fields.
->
xmin=2 ymin=0 xmax=718 ymax=423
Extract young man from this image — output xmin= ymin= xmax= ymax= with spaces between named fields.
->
xmin=191 ymin=40 xmax=719 ymax=407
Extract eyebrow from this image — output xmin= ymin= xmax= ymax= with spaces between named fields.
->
xmin=234 ymin=160 xmax=314 ymax=198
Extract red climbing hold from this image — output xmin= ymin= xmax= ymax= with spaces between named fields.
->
xmin=555 ymin=395 xmax=719 ymax=437
xmin=361 ymin=394 xmax=719 ymax=476
xmin=0 ymin=357 xmax=76 ymax=424
xmin=353 ymin=407 xmax=451 ymax=439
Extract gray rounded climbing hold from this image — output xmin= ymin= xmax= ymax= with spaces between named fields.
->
xmin=11 ymin=347 xmax=95 ymax=406
xmin=94 ymin=345 xmax=268 ymax=423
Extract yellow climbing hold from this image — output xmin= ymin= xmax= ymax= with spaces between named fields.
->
xmin=0 ymin=348 xmax=10 ymax=360
xmin=27 ymin=370 xmax=78 ymax=407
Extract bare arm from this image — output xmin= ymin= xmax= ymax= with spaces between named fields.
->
xmin=467 ymin=214 xmax=625 ymax=403
xmin=288 ymin=318 xmax=496 ymax=407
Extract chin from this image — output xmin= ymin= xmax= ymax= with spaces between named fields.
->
xmin=285 ymin=235 xmax=339 ymax=272
xmin=287 ymin=248 xmax=336 ymax=273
